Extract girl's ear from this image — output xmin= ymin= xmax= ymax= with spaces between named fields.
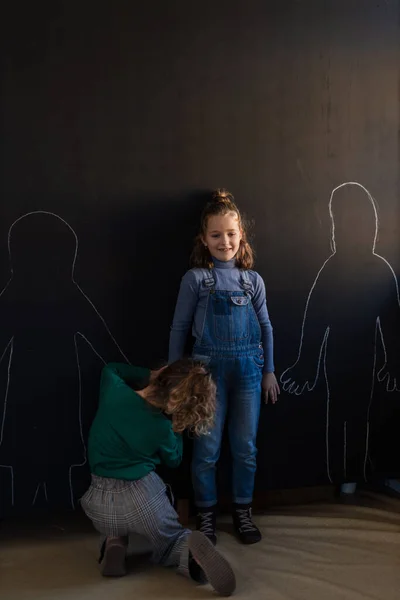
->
xmin=201 ymin=235 xmax=207 ymax=247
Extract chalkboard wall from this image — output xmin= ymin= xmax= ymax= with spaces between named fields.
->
xmin=1 ymin=0 xmax=399 ymax=516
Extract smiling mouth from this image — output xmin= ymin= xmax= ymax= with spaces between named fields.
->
xmin=219 ymin=248 xmax=232 ymax=252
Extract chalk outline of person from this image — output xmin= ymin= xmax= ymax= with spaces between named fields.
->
xmin=280 ymin=182 xmax=400 ymax=483
xmin=0 ymin=211 xmax=129 ymax=508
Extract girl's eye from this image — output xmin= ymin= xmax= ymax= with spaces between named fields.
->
xmin=229 ymin=233 xmax=236 ymax=237
xmin=211 ymin=234 xmax=220 ymax=238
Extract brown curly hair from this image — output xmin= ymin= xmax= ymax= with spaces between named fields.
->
xmin=190 ymin=188 xmax=254 ymax=269
xmin=147 ymin=359 xmax=216 ymax=436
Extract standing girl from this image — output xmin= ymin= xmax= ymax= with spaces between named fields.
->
xmin=169 ymin=189 xmax=279 ymax=545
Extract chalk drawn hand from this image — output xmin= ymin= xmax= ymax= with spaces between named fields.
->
xmin=280 ymin=364 xmax=316 ymax=395
xmin=375 ymin=274 xmax=400 ymax=394
xmin=377 ymin=362 xmax=400 ymax=393
xmin=262 ymin=372 xmax=280 ymax=404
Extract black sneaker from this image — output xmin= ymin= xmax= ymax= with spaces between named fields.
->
xmin=189 ymin=550 xmax=208 ymax=584
xmin=232 ymin=504 xmax=262 ymax=545
xmin=196 ymin=506 xmax=217 ymax=546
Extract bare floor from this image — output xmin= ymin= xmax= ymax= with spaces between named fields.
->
xmin=1 ymin=491 xmax=400 ymax=600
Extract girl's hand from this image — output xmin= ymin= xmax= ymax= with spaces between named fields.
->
xmin=262 ymin=372 xmax=280 ymax=404
xmin=150 ymin=365 xmax=167 ymax=380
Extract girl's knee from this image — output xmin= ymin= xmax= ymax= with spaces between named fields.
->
xmin=231 ymin=439 xmax=258 ymax=462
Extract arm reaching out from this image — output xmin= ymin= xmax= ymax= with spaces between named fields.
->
xmin=281 ymin=261 xmax=331 ymax=395
xmin=158 ymin=427 xmax=183 ymax=469
xmin=376 ymin=262 xmax=400 ymax=392
xmin=103 ymin=363 xmax=150 ymax=388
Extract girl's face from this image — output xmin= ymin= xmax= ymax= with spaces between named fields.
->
xmin=202 ymin=212 xmax=242 ymax=262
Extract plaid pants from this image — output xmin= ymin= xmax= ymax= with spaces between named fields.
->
xmin=81 ymin=471 xmax=191 ymax=577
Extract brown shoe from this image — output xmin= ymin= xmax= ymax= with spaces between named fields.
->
xmin=99 ymin=537 xmax=127 ymax=577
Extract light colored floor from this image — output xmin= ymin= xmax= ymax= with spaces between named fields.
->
xmin=1 ymin=492 xmax=400 ymax=600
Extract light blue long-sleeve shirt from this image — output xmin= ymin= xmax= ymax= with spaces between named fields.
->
xmin=169 ymin=258 xmax=275 ymax=373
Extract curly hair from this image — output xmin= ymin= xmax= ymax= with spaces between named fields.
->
xmin=190 ymin=188 xmax=254 ymax=269
xmin=147 ymin=359 xmax=216 ymax=436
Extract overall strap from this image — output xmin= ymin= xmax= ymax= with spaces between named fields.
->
xmin=240 ymin=269 xmax=254 ymax=296
xmin=202 ymin=268 xmax=215 ymax=289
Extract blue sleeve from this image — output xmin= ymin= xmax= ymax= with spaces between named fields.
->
xmin=168 ymin=270 xmax=200 ymax=363
xmin=252 ymin=273 xmax=275 ymax=373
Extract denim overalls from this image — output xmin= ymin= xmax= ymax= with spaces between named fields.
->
xmin=192 ymin=269 xmax=264 ymax=507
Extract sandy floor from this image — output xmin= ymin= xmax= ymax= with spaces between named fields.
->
xmin=1 ymin=491 xmax=400 ymax=600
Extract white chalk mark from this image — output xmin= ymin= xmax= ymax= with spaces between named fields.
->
xmin=32 ymin=483 xmax=40 ymax=506
xmin=363 ymin=320 xmax=380 ymax=480
xmin=364 ymin=422 xmax=370 ymax=483
xmin=0 ymin=337 xmax=14 ymax=447
xmin=76 ymin=332 xmax=108 ymax=365
xmin=0 ymin=338 xmax=15 ymax=506
xmin=67 ymin=332 xmax=110 ymax=509
xmin=68 ymin=333 xmax=86 ymax=510
xmin=0 ymin=211 xmax=129 ymax=509
xmin=281 ymin=182 xmax=400 ymax=482
xmin=322 ymin=333 xmax=332 ymax=483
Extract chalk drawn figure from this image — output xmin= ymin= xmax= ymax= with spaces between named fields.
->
xmin=0 ymin=212 xmax=128 ymax=510
xmin=281 ymin=182 xmax=400 ymax=483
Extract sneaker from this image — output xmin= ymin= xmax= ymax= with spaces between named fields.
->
xmin=98 ymin=537 xmax=127 ymax=577
xmin=232 ymin=504 xmax=262 ymax=545
xmin=188 ymin=531 xmax=236 ymax=596
xmin=196 ymin=507 xmax=217 ymax=545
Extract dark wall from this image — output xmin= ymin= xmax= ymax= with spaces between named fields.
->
xmin=1 ymin=0 xmax=399 ymax=515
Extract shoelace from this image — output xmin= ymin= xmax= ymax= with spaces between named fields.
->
xmin=236 ymin=509 xmax=257 ymax=533
xmin=198 ymin=512 xmax=215 ymax=536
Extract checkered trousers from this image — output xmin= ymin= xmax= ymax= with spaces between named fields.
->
xmin=80 ymin=470 xmax=191 ymax=577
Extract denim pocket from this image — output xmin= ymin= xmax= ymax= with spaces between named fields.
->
xmin=231 ymin=296 xmax=250 ymax=306
xmin=252 ymin=353 xmax=264 ymax=369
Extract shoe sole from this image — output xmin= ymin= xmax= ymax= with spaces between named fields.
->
xmin=100 ymin=543 xmax=127 ymax=577
xmin=188 ymin=531 xmax=236 ymax=596
xmin=197 ymin=530 xmax=217 ymax=546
